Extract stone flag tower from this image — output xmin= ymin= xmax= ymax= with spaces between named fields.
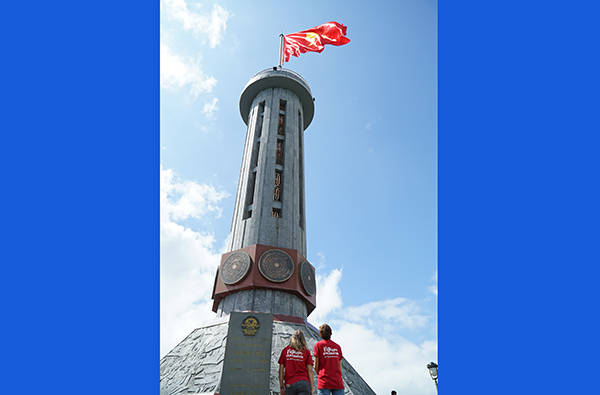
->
xmin=212 ymin=68 xmax=316 ymax=319
xmin=160 ymin=68 xmax=376 ymax=395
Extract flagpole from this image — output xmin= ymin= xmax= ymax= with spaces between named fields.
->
xmin=278 ymin=34 xmax=283 ymax=68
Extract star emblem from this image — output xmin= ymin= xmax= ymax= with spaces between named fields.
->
xmin=305 ymin=32 xmax=320 ymax=46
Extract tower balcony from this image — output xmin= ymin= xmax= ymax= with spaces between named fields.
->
xmin=240 ymin=68 xmax=315 ymax=130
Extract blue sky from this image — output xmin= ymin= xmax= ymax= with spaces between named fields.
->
xmin=161 ymin=1 xmax=437 ymax=394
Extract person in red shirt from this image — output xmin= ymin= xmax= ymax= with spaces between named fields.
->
xmin=313 ymin=324 xmax=344 ymax=395
xmin=278 ymin=330 xmax=314 ymax=395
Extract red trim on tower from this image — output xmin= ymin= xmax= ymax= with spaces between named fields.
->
xmin=211 ymin=244 xmax=317 ymax=314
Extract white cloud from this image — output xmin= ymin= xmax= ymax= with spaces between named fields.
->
xmin=335 ymin=323 xmax=438 ymax=395
xmin=161 ymin=166 xmax=228 ymax=221
xmin=306 ymin=266 xmax=437 ymax=395
xmin=160 ymin=166 xmax=230 ymax=357
xmin=162 ymin=0 xmax=230 ymax=48
xmin=428 ymin=270 xmax=438 ymax=295
xmin=310 ymin=268 xmax=343 ymax=324
xmin=203 ymin=97 xmax=219 ymax=117
xmin=160 ymin=42 xmax=217 ymax=97
xmin=315 ymin=251 xmax=326 ymax=270
xmin=343 ymin=298 xmax=430 ymax=331
xmin=366 ymin=116 xmax=382 ymax=130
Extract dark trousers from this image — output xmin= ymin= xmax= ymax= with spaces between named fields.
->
xmin=286 ymin=380 xmax=311 ymax=395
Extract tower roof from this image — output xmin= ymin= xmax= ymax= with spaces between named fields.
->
xmin=239 ymin=68 xmax=315 ymax=130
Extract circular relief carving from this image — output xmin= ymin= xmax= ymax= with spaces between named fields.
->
xmin=220 ymin=251 xmax=252 ymax=285
xmin=258 ymin=249 xmax=294 ymax=283
xmin=299 ymin=261 xmax=316 ymax=296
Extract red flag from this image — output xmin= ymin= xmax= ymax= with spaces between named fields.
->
xmin=281 ymin=21 xmax=350 ymax=64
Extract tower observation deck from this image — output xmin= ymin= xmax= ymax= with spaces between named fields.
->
xmin=211 ymin=68 xmax=317 ymax=319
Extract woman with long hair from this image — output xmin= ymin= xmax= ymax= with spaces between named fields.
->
xmin=278 ymin=330 xmax=314 ymax=395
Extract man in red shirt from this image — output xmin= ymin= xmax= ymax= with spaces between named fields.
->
xmin=279 ymin=330 xmax=314 ymax=395
xmin=313 ymin=324 xmax=344 ymax=395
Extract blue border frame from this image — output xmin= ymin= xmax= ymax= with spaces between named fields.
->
xmin=440 ymin=1 xmax=599 ymax=393
xmin=4 ymin=2 xmax=159 ymax=393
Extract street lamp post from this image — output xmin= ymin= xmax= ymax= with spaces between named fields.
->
xmin=427 ymin=362 xmax=438 ymax=392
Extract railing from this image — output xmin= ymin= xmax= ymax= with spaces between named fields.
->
xmin=248 ymin=68 xmax=311 ymax=94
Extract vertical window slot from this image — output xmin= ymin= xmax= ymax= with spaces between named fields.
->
xmin=278 ymin=100 xmax=286 ymax=136
xmin=256 ymin=101 xmax=265 ymax=137
xmin=298 ymin=110 xmax=304 ymax=229
xmin=276 ymin=140 xmax=284 ymax=166
xmin=244 ymin=102 xmax=264 ymax=220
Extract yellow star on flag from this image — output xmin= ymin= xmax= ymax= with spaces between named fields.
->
xmin=305 ymin=32 xmax=320 ymax=46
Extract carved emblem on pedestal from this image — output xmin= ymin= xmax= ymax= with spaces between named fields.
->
xmin=241 ymin=316 xmax=260 ymax=336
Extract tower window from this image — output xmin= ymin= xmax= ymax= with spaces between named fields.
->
xmin=276 ymin=140 xmax=284 ymax=165
xmin=298 ymin=110 xmax=304 ymax=230
xmin=256 ymin=101 xmax=265 ymax=137
xmin=273 ymin=100 xmax=287 ymax=217
xmin=278 ymin=100 xmax=286 ymax=136
xmin=244 ymin=167 xmax=257 ymax=220
xmin=244 ymin=102 xmax=265 ymax=220
xmin=278 ymin=114 xmax=285 ymax=136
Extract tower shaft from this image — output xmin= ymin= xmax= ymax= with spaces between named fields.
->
xmin=228 ymin=86 xmax=307 ymax=255
xmin=212 ymin=69 xmax=316 ymax=319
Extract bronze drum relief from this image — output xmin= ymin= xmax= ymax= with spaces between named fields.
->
xmin=299 ymin=261 xmax=316 ymax=296
xmin=257 ymin=249 xmax=294 ymax=282
xmin=220 ymin=251 xmax=252 ymax=285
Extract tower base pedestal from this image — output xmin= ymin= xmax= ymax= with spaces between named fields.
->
xmin=160 ymin=313 xmax=376 ymax=395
